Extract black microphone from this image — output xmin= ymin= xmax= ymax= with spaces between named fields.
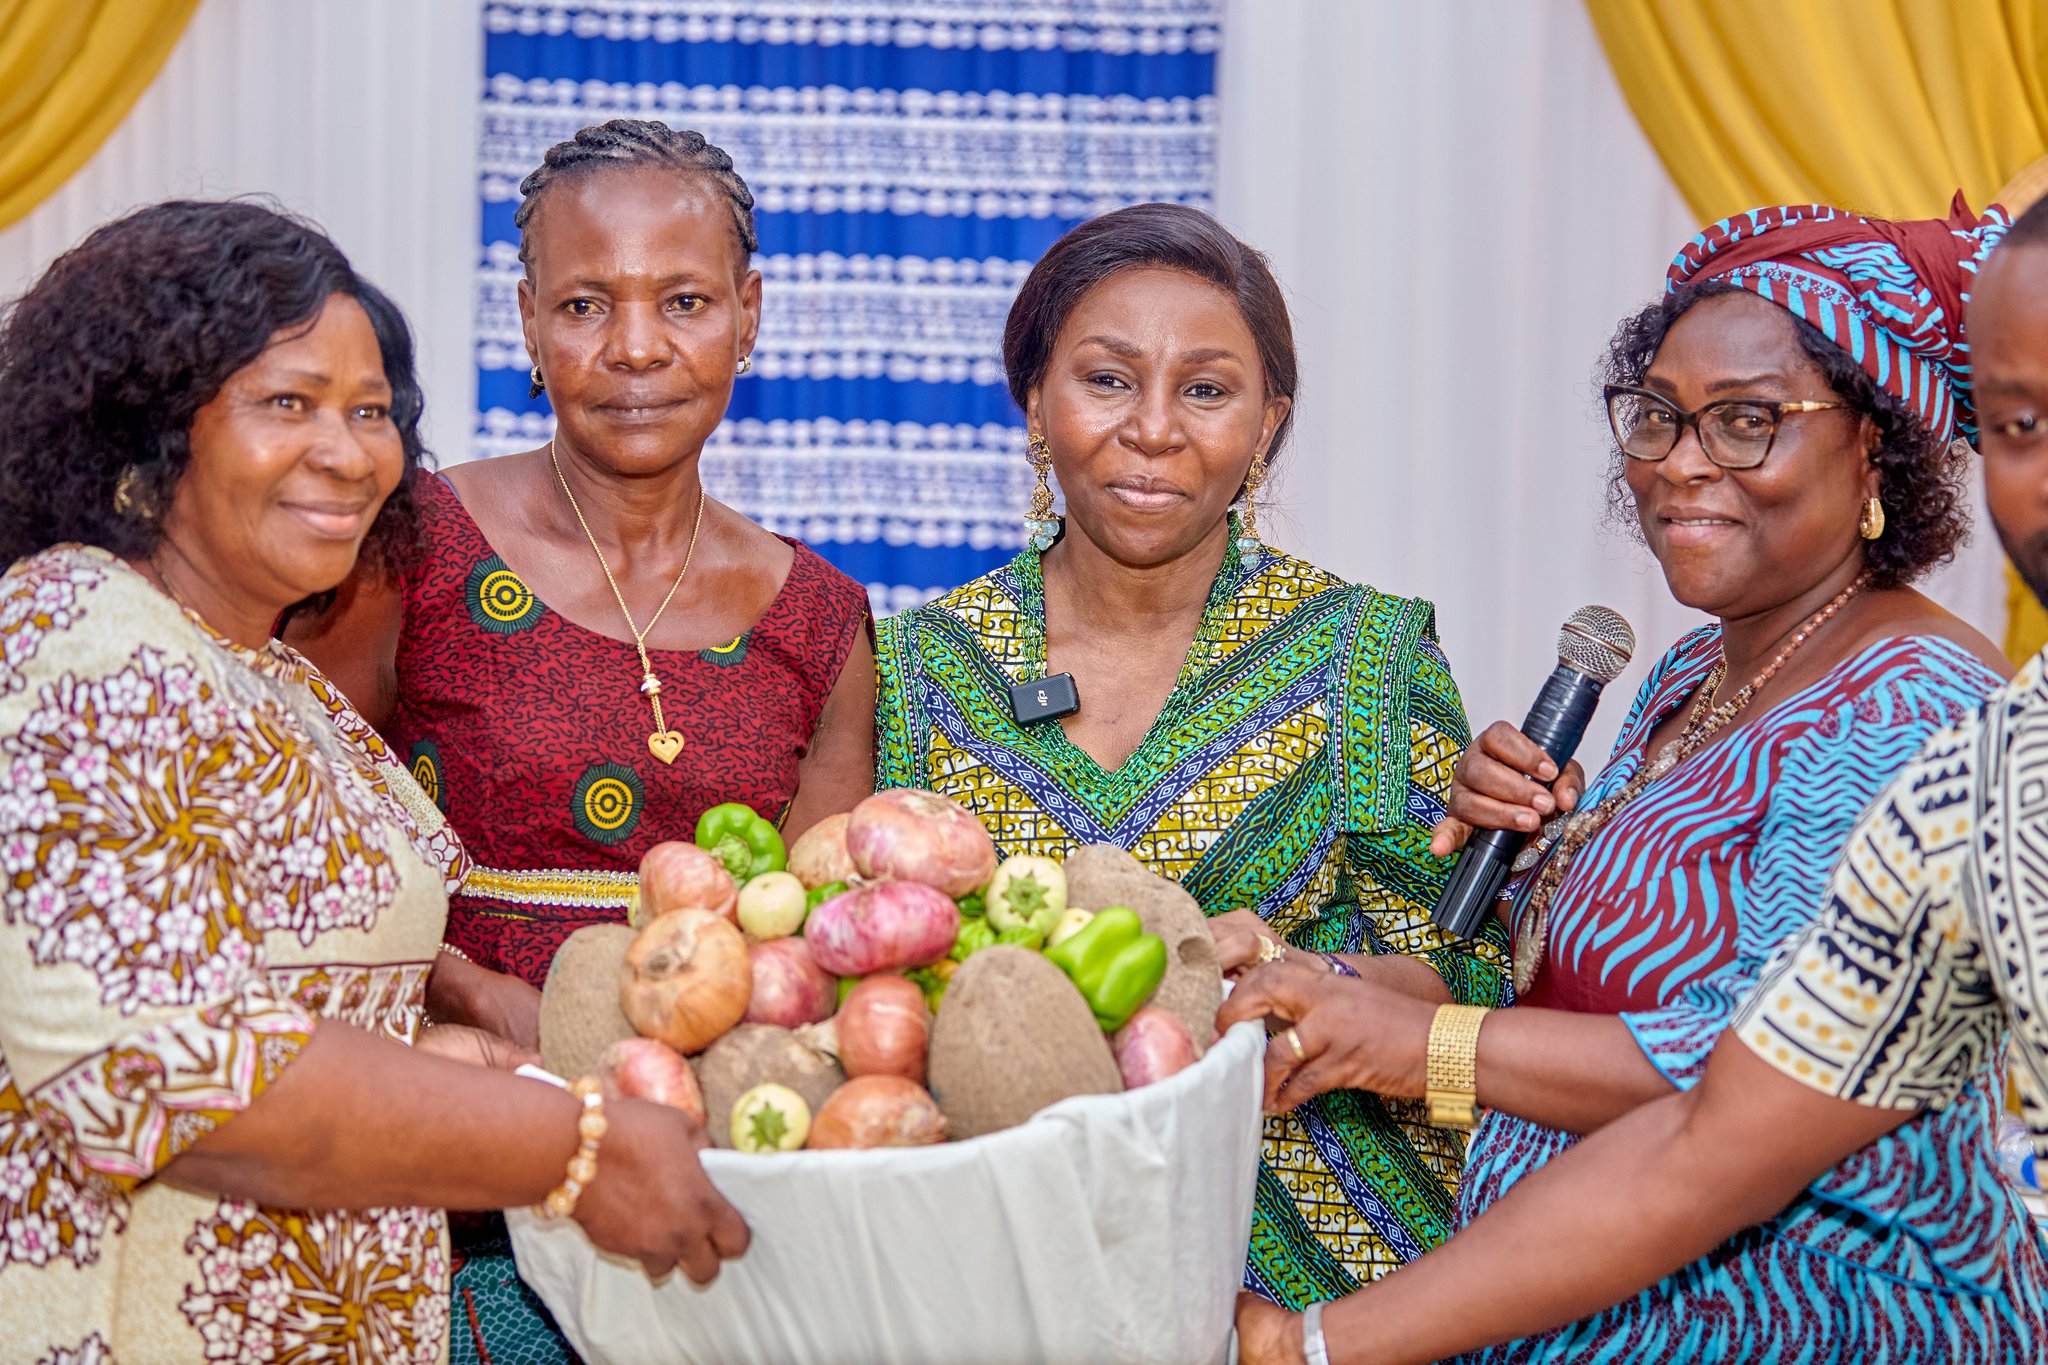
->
xmin=1430 ymin=606 xmax=1635 ymax=940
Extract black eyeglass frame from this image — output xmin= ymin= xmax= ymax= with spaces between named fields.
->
xmin=1603 ymin=383 xmax=1854 ymax=471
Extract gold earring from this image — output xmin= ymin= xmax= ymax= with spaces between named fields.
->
xmin=1859 ymin=496 xmax=1885 ymax=541
xmin=528 ymin=365 xmax=545 ymax=398
xmin=1024 ymin=433 xmax=1060 ymax=552
xmin=112 ymin=466 xmax=156 ymax=522
xmin=736 ymin=355 xmax=752 ymax=375
xmin=1237 ymin=451 xmax=1270 ymax=566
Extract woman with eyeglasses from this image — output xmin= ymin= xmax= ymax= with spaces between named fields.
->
xmin=1228 ymin=198 xmax=2048 ymax=1364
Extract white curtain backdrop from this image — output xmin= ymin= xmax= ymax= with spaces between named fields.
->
xmin=0 ymin=0 xmax=484 ymax=467
xmin=1215 ymin=0 xmax=2008 ymax=762
xmin=0 ymin=0 xmax=2007 ymax=765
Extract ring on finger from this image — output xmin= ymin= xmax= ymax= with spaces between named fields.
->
xmin=1256 ymin=937 xmax=1287 ymax=965
xmin=1285 ymin=1026 xmax=1306 ymax=1061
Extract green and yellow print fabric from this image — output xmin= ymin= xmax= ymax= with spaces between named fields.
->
xmin=465 ymin=553 xmax=542 ymax=634
xmin=875 ymin=541 xmax=1509 ymax=1303
xmin=572 ymin=761 xmax=644 ymax=846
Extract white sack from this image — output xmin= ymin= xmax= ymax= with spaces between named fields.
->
xmin=508 ymin=1019 xmax=1266 ymax=1365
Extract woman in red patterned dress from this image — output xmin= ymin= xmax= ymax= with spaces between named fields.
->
xmin=292 ymin=120 xmax=874 ymax=1038
xmin=291 ymin=118 xmax=873 ymax=1364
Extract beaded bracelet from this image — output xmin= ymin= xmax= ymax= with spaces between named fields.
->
xmin=537 ymin=1076 xmax=608 ymax=1220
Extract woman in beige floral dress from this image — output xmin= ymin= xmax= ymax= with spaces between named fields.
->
xmin=0 ymin=201 xmax=747 ymax=1363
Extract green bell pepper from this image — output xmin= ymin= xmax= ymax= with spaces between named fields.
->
xmin=1042 ymin=905 xmax=1166 ymax=1031
xmin=956 ymin=891 xmax=986 ymax=918
xmin=807 ymin=880 xmax=849 ymax=913
xmin=949 ymin=918 xmax=998 ymax=963
xmin=695 ymin=803 xmax=787 ymax=882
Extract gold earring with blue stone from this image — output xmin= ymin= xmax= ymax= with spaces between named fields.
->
xmin=1025 ymin=432 xmax=1060 ymax=552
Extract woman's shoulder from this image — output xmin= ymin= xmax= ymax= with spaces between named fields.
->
xmin=1 ymin=545 xmax=207 ymax=698
xmin=778 ymin=535 xmax=871 ymax=620
xmin=873 ymin=559 xmax=1047 ymax=696
xmin=1805 ymin=630 xmax=2006 ymax=733
xmin=1250 ymin=550 xmax=1440 ymax=637
xmin=878 ymin=560 xmax=1026 ymax=641
xmin=1269 ymin=554 xmax=1448 ymax=687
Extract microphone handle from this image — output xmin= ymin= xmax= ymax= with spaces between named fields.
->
xmin=1430 ymin=663 xmax=1609 ymax=940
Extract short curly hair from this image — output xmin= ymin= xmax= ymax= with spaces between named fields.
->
xmin=0 ymin=198 xmax=429 ymax=579
xmin=1599 ymin=281 xmax=1968 ymax=588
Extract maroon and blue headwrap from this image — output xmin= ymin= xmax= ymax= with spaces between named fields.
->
xmin=1666 ymin=192 xmax=2011 ymax=446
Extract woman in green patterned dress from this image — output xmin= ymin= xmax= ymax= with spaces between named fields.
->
xmin=874 ymin=203 xmax=1509 ymax=1305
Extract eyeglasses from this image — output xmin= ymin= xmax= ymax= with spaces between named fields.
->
xmin=1603 ymin=384 xmax=1853 ymax=471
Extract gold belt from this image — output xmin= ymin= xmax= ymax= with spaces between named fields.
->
xmin=459 ymin=864 xmax=638 ymax=911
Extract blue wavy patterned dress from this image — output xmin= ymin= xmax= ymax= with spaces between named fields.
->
xmin=1460 ymin=627 xmax=2048 ymax=1362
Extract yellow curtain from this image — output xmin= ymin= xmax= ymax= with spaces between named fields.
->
xmin=1584 ymin=0 xmax=2048 ymax=660
xmin=0 ymin=0 xmax=201 ymax=231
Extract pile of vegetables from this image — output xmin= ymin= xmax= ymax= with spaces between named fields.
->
xmin=542 ymin=789 xmax=1227 ymax=1154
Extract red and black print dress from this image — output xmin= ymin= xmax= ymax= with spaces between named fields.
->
xmin=386 ymin=473 xmax=871 ymax=986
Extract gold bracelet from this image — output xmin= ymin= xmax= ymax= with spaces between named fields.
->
xmin=537 ymin=1077 xmax=608 ymax=1219
xmin=1425 ymin=1003 xmax=1489 ymax=1129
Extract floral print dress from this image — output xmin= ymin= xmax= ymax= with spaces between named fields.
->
xmin=0 ymin=546 xmax=468 ymax=1364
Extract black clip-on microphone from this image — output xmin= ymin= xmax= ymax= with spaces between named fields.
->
xmin=1011 ymin=673 xmax=1080 ymax=726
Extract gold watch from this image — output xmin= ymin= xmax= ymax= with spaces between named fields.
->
xmin=1425 ymin=1003 xmax=1489 ymax=1129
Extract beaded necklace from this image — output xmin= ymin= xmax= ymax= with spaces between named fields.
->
xmin=1508 ymin=570 xmax=1872 ymax=994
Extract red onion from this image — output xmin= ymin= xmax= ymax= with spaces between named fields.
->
xmin=1113 ymin=1007 xmax=1198 ymax=1089
xmin=598 ymin=1037 xmax=706 ymax=1123
xmin=846 ymin=789 xmax=997 ymax=897
xmin=835 ymin=974 xmax=931 ymax=1083
xmin=809 ymin=1075 xmax=948 ymax=1149
xmin=743 ymin=937 xmax=838 ymax=1029
xmin=639 ymin=842 xmax=738 ymax=923
xmin=803 ymin=880 xmax=961 ymax=976
xmin=787 ymin=812 xmax=858 ymax=890
xmin=619 ymin=909 xmax=751 ymax=1054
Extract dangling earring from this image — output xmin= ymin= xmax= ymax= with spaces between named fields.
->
xmin=528 ymin=365 xmax=546 ymax=399
xmin=112 ymin=465 xmax=156 ymax=522
xmin=1024 ymin=433 xmax=1060 ymax=552
xmin=1859 ymin=495 xmax=1886 ymax=541
xmin=736 ymin=355 xmax=752 ymax=375
xmin=1236 ymin=451 xmax=1270 ymax=568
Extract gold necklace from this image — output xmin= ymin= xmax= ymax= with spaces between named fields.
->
xmin=1507 ymin=569 xmax=1871 ymax=994
xmin=550 ymin=438 xmax=707 ymax=765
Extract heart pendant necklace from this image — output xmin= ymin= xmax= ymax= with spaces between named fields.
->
xmin=552 ymin=439 xmax=706 ymax=765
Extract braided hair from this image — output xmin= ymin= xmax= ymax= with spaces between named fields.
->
xmin=513 ymin=119 xmax=759 ymax=272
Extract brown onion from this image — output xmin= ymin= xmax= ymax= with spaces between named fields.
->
xmin=845 ymin=789 xmax=997 ymax=897
xmin=787 ymin=812 xmax=858 ymax=890
xmin=598 ymin=1037 xmax=706 ymax=1123
xmin=619 ymin=909 xmax=752 ymax=1054
xmin=1112 ymin=1007 xmax=1197 ymax=1089
xmin=834 ymin=974 xmax=931 ymax=1083
xmin=743 ymin=937 xmax=838 ymax=1029
xmin=808 ymin=1075 xmax=948 ymax=1149
xmin=639 ymin=841 xmax=739 ymax=923
xmin=804 ymin=880 xmax=960 ymax=976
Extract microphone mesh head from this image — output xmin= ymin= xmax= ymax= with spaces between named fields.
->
xmin=1556 ymin=606 xmax=1635 ymax=683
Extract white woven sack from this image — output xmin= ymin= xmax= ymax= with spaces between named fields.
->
xmin=507 ymin=1018 xmax=1265 ymax=1365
